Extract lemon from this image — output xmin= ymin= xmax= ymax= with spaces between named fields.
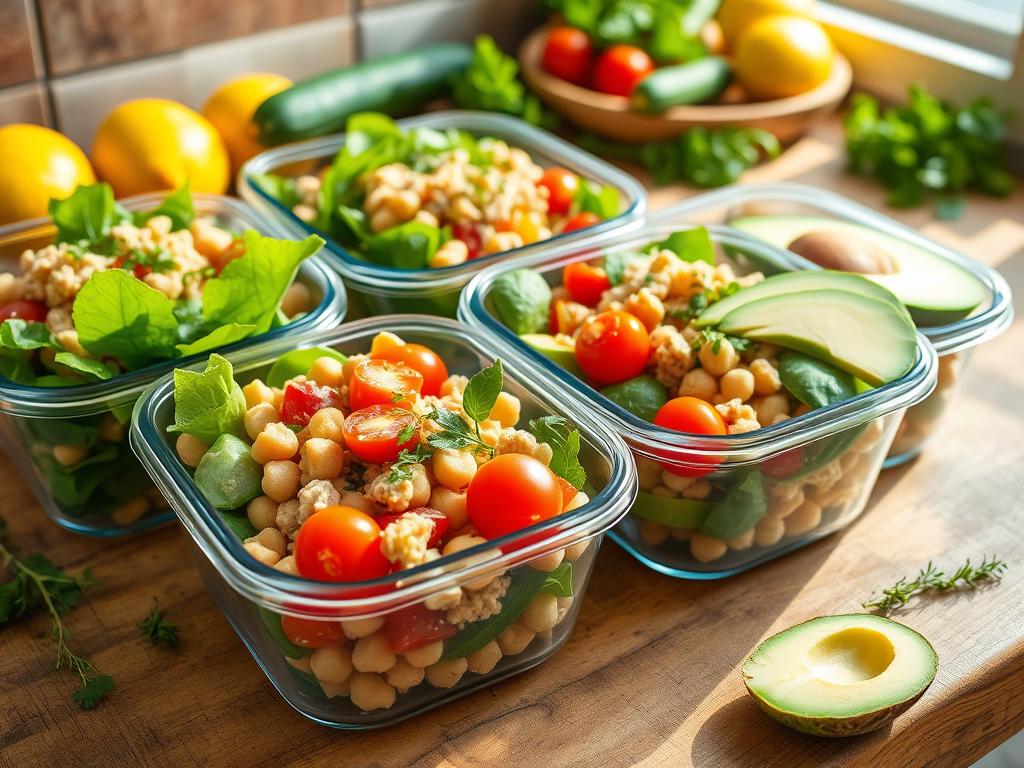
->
xmin=202 ymin=73 xmax=292 ymax=175
xmin=92 ymin=98 xmax=230 ymax=197
xmin=717 ymin=0 xmax=816 ymax=48
xmin=734 ymin=15 xmax=833 ymax=100
xmin=0 ymin=124 xmax=95 ymax=225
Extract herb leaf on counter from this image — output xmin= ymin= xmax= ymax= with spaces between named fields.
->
xmin=863 ymin=556 xmax=1007 ymax=614
xmin=139 ymin=599 xmax=179 ymax=648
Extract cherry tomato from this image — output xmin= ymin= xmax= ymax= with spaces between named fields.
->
xmin=541 ymin=26 xmax=594 ymax=85
xmin=294 ymin=505 xmax=390 ymax=582
xmin=384 ymin=603 xmax=456 ymax=653
xmin=343 ymin=405 xmax=419 ymax=464
xmin=653 ymin=396 xmax=728 ymax=477
xmin=372 ymin=343 xmax=448 ymax=397
xmin=467 ymin=454 xmax=563 ymax=539
xmin=0 ymin=300 xmax=47 ymax=323
xmin=280 ymin=615 xmax=345 ymax=648
xmin=557 ymin=476 xmax=579 ymax=510
xmin=349 ymin=359 xmax=423 ymax=411
xmin=539 ymin=167 xmax=579 ymax=217
xmin=563 ymin=261 xmax=611 ymax=306
xmin=592 ymin=45 xmax=655 ymax=96
xmin=574 ymin=309 xmax=650 ymax=385
xmin=279 ymin=380 xmax=341 ymax=427
xmin=111 ymin=255 xmax=153 ymax=279
xmin=452 ymin=222 xmax=484 ymax=259
xmin=563 ymin=212 xmax=601 ymax=233
xmin=376 ymin=507 xmax=450 ymax=549
xmin=762 ymin=447 xmax=804 ymax=479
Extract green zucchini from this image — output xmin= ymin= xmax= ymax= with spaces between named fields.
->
xmin=254 ymin=43 xmax=474 ymax=144
xmin=631 ymin=56 xmax=731 ymax=113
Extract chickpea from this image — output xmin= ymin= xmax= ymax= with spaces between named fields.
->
xmin=174 ymin=434 xmax=208 ymax=468
xmin=689 ymin=533 xmax=728 ymax=563
xmin=254 ymin=527 xmax=287 ymax=557
xmin=682 ymin=478 xmax=712 ymax=500
xmin=111 ymin=496 xmax=150 ymax=526
xmin=244 ymin=403 xmax=277 ymax=442
xmin=310 ymin=646 xmax=353 ymax=684
xmin=339 ymin=490 xmax=379 ymax=516
xmin=662 ymin=471 xmax=695 ymax=493
xmin=341 ymin=616 xmax=384 ymax=640
xmin=251 ymin=423 xmax=299 ymax=464
xmin=497 ymin=623 xmax=535 ymax=656
xmin=245 ymin=495 xmax=276 ymax=530
xmin=753 ymin=517 xmax=785 ymax=548
xmin=352 ymin=632 xmax=397 ymax=674
xmin=262 ymin=460 xmax=302 ymax=503
xmin=636 ymin=456 xmax=662 ymax=490
xmin=319 ymin=679 xmax=350 ymax=699
xmin=720 ymin=368 xmax=755 ymax=402
xmin=308 ymin=356 xmax=344 ymax=388
xmin=754 ymin=394 xmax=790 ymax=426
xmin=243 ymin=540 xmax=280 ymax=567
xmin=785 ymin=500 xmax=823 ymax=537
xmin=99 ymin=413 xmax=124 ymax=443
xmin=280 ymin=281 xmax=312 ymax=318
xmin=408 ymin=463 xmax=431 ymax=508
xmin=637 ymin=520 xmax=669 ymax=546
xmin=348 ymin=672 xmax=396 ymax=712
xmin=520 ymin=593 xmax=558 ymax=634
xmin=274 ymin=555 xmax=299 ymax=575
xmin=428 ymin=487 xmax=468 ymax=529
xmin=488 ymin=392 xmax=521 ymax=428
xmin=565 ymin=491 xmax=590 ymax=512
xmin=727 ymin=529 xmax=755 ymax=551
xmin=699 ymin=338 xmax=739 ymax=378
xmin=403 ymin=640 xmax=444 ymax=668
xmin=564 ymin=539 xmax=590 ymax=562
xmin=386 ymin=659 xmax=425 ymax=693
xmin=679 ymin=369 xmax=718 ymax=401
xmin=556 ymin=596 xmax=574 ymax=624
xmin=242 ymin=379 xmax=275 ymax=409
xmin=528 ymin=549 xmax=564 ymax=573
xmin=466 ymin=640 xmax=503 ymax=675
xmin=443 ymin=535 xmax=501 ymax=591
xmin=308 ymin=408 xmax=345 ymax=442
xmin=750 ymin=358 xmax=782 ymax=395
xmin=52 ymin=444 xmax=88 ymax=467
xmin=425 ymin=657 xmax=468 ymax=689
xmin=301 ymin=437 xmax=345 ymax=480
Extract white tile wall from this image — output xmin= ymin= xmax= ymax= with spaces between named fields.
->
xmin=51 ymin=15 xmax=355 ymax=149
xmin=0 ymin=81 xmax=52 ymax=127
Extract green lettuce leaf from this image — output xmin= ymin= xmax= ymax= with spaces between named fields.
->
xmin=133 ymin=183 xmax=194 ymax=231
xmin=48 ymin=183 xmax=128 ymax=246
xmin=53 ymin=352 xmax=114 ymax=381
xmin=361 ymin=220 xmax=443 ymax=269
xmin=573 ymin=179 xmax=620 ymax=219
xmin=175 ymin=323 xmax=258 ymax=357
xmin=0 ymin=319 xmax=58 ymax=351
xmin=167 ymin=353 xmax=247 ymax=443
xmin=654 ymin=226 xmax=715 ymax=265
xmin=254 ymin=174 xmax=301 ymax=209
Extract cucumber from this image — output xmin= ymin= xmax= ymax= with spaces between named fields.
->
xmin=254 ymin=43 xmax=474 ymax=144
xmin=631 ymin=56 xmax=731 ymax=112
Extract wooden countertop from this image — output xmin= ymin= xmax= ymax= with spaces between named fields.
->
xmin=2 ymin=117 xmax=1023 ymax=768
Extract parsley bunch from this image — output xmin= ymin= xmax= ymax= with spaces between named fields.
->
xmin=452 ymin=36 xmax=555 ymax=128
xmin=0 ymin=519 xmax=114 ymax=709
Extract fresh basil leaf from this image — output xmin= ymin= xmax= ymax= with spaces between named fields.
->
xmin=573 ymin=179 xmax=619 ymax=219
xmin=462 ymin=360 xmax=503 ymax=424
xmin=654 ymin=226 xmax=715 ymax=264
xmin=175 ymin=323 xmax=258 ymax=357
xmin=778 ymin=350 xmax=859 ymax=409
xmin=53 ymin=352 xmax=113 ymax=381
xmin=48 ymin=183 xmax=128 ymax=245
xmin=201 ymin=231 xmax=323 ymax=333
xmin=133 ymin=183 xmax=194 ymax=231
xmin=266 ymin=347 xmax=347 ymax=389
xmin=167 ymin=353 xmax=247 ymax=443
xmin=72 ymin=269 xmax=179 ymax=369
xmin=528 ymin=415 xmax=586 ymax=490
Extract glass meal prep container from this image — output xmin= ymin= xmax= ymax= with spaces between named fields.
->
xmin=459 ymin=221 xmax=939 ymax=578
xmin=662 ymin=182 xmax=1013 ymax=467
xmin=0 ymin=194 xmax=347 ymax=537
xmin=129 ymin=316 xmax=636 ymax=728
xmin=238 ymin=110 xmax=647 ymax=319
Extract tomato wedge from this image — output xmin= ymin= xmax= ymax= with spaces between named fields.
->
xmin=343 ymin=405 xmax=419 ymax=464
xmin=280 ymin=380 xmax=341 ymax=427
xmin=384 ymin=603 xmax=455 ymax=653
xmin=349 ymin=359 xmax=423 ymax=411
xmin=376 ymin=507 xmax=450 ymax=549
xmin=0 ymin=299 xmax=47 ymax=323
xmin=281 ymin=615 xmax=344 ymax=648
xmin=371 ymin=343 xmax=448 ymax=397
xmin=563 ymin=261 xmax=611 ymax=306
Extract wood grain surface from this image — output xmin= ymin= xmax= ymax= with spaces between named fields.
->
xmin=1 ymin=117 xmax=1022 ymax=768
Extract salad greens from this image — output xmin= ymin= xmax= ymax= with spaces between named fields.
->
xmin=452 ymin=35 xmax=554 ymax=128
xmin=845 ymin=84 xmax=1014 ymax=217
xmin=167 ymin=353 xmax=247 ymax=444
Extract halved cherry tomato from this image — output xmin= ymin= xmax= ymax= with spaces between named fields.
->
xmin=372 ymin=343 xmax=448 ymax=397
xmin=467 ymin=454 xmax=563 ymax=539
xmin=349 ymin=359 xmax=423 ymax=411
xmin=563 ymin=261 xmax=611 ymax=306
xmin=280 ymin=380 xmax=341 ymax=427
xmin=539 ymin=167 xmax=579 ymax=217
xmin=654 ymin=396 xmax=728 ymax=477
xmin=280 ymin=615 xmax=345 ymax=648
xmin=542 ymin=26 xmax=594 ymax=85
xmin=557 ymin=476 xmax=579 ymax=510
xmin=593 ymin=45 xmax=655 ymax=96
xmin=376 ymin=507 xmax=450 ymax=549
xmin=762 ymin=447 xmax=804 ymax=479
xmin=343 ymin=405 xmax=419 ymax=464
xmin=452 ymin=222 xmax=484 ymax=259
xmin=384 ymin=603 xmax=456 ymax=653
xmin=0 ymin=299 xmax=47 ymax=323
xmin=563 ymin=212 xmax=601 ymax=233
xmin=294 ymin=505 xmax=390 ymax=582
xmin=574 ymin=309 xmax=650 ymax=385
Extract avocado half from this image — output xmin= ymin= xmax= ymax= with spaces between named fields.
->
xmin=729 ymin=215 xmax=986 ymax=327
xmin=742 ymin=614 xmax=937 ymax=738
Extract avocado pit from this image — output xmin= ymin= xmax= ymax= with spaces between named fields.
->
xmin=788 ymin=230 xmax=898 ymax=275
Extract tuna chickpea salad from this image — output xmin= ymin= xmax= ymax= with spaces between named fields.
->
xmin=485 ymin=226 xmax=921 ymax=567
xmin=168 ymin=332 xmax=595 ymax=712
xmin=254 ymin=113 xmax=619 ymax=270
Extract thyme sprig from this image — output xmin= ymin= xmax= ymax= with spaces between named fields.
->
xmin=862 ymin=556 xmax=1007 ymax=614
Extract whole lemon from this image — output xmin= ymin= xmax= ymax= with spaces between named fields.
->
xmin=92 ymin=98 xmax=230 ymax=197
xmin=717 ymin=0 xmax=816 ymax=49
xmin=0 ymin=124 xmax=95 ymax=225
xmin=202 ymin=73 xmax=291 ymax=174
xmin=734 ymin=15 xmax=833 ymax=100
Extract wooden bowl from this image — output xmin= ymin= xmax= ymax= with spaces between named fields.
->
xmin=518 ymin=26 xmax=852 ymax=144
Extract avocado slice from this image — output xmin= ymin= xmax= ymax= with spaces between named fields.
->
xmin=520 ymin=333 xmax=584 ymax=377
xmin=730 ymin=215 xmax=986 ymax=326
xmin=632 ymin=491 xmax=710 ymax=528
xmin=600 ymin=375 xmax=669 ymax=421
xmin=742 ymin=614 xmax=937 ymax=737
xmin=717 ymin=289 xmax=918 ymax=387
xmin=695 ymin=270 xmax=909 ymax=328
xmin=490 ymin=269 xmax=552 ymax=335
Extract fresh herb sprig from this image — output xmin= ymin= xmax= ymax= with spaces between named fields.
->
xmin=0 ymin=519 xmax=114 ymax=709
xmin=426 ymin=360 xmax=504 ymax=459
xmin=529 ymin=416 xmax=586 ymax=490
xmin=452 ymin=36 xmax=555 ymax=128
xmin=691 ymin=328 xmax=752 ymax=355
xmin=387 ymin=444 xmax=434 ymax=483
xmin=138 ymin=599 xmax=179 ymax=648
xmin=863 ymin=556 xmax=1007 ymax=614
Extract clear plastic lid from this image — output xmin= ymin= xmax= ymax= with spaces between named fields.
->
xmin=130 ymin=316 xmax=637 ymax=617
xmin=459 ymin=221 xmax=939 ymax=467
xmin=657 ymin=183 xmax=1014 ymax=356
xmin=238 ymin=110 xmax=648 ymax=297
xmin=0 ymin=194 xmax=347 ymax=418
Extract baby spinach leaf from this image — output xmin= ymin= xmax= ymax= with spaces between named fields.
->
xmin=53 ymin=352 xmax=113 ymax=381
xmin=654 ymin=226 xmax=714 ymax=265
xmin=779 ymin=350 xmax=859 ymax=409
xmin=529 ymin=415 xmax=586 ymax=490
xmin=0 ymin=319 xmax=59 ymax=351
xmin=360 ymin=220 xmax=444 ymax=269
xmin=491 ymin=269 xmax=551 ymax=335
xmin=266 ymin=347 xmax=348 ymax=389
xmin=602 ymin=250 xmax=647 ymax=286
xmin=167 ymin=353 xmax=247 ymax=443
xmin=700 ymin=470 xmax=766 ymax=540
